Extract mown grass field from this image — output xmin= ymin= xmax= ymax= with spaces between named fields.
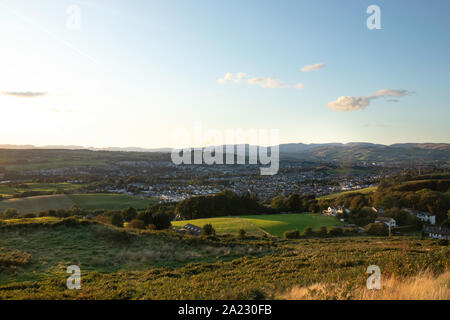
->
xmin=0 ymin=193 xmax=158 ymax=213
xmin=172 ymin=213 xmax=343 ymax=237
xmin=0 ymin=218 xmax=447 ymax=299
xmin=318 ymin=186 xmax=377 ymax=200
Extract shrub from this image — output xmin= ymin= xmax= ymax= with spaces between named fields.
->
xmin=202 ymin=224 xmax=216 ymax=236
xmin=315 ymin=226 xmax=328 ymax=238
xmin=366 ymin=223 xmax=389 ymax=236
xmin=121 ymin=207 xmax=137 ymax=222
xmin=1 ymin=208 xmax=19 ymax=219
xmin=127 ymin=219 xmax=145 ymax=230
xmin=22 ymin=213 xmax=36 ymax=218
xmin=437 ymin=239 xmax=448 ymax=246
xmin=111 ymin=213 xmax=124 ymax=228
xmin=152 ymin=212 xmax=171 ymax=230
xmin=284 ymin=229 xmax=300 ymax=239
xmin=327 ymin=226 xmax=344 ymax=237
xmin=301 ymin=226 xmax=314 ymax=237
xmin=238 ymin=228 xmax=246 ymax=239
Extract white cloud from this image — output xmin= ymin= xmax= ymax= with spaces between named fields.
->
xmin=301 ymin=63 xmax=326 ymax=72
xmin=218 ymin=72 xmax=303 ymax=90
xmin=327 ymin=89 xmax=412 ymax=112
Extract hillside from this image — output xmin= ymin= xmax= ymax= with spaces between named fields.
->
xmin=0 ymin=218 xmax=447 ymax=299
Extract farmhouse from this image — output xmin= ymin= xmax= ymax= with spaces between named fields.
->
xmin=375 ymin=217 xmax=396 ymax=228
xmin=403 ymin=208 xmax=436 ymax=225
xmin=323 ymin=206 xmax=349 ymax=217
xmin=422 ymin=225 xmax=449 ymax=239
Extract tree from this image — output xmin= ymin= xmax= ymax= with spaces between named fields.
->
xmin=284 ymin=229 xmax=300 ymax=239
xmin=1 ymin=208 xmax=19 ymax=219
xmin=327 ymin=226 xmax=344 ymax=237
xmin=111 ymin=213 xmax=124 ymax=228
xmin=285 ymin=194 xmax=302 ymax=212
xmin=202 ymin=224 xmax=216 ymax=236
xmin=152 ymin=212 xmax=171 ymax=230
xmin=121 ymin=207 xmax=137 ymax=222
xmin=366 ymin=223 xmax=388 ymax=236
xmin=301 ymin=226 xmax=314 ymax=237
xmin=315 ymin=226 xmax=328 ymax=237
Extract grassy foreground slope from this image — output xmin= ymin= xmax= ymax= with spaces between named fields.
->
xmin=172 ymin=213 xmax=342 ymax=237
xmin=0 ymin=218 xmax=274 ymax=285
xmin=0 ymin=219 xmax=447 ymax=299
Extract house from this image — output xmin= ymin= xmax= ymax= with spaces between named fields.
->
xmin=371 ymin=207 xmax=384 ymax=215
xmin=375 ymin=217 xmax=396 ymax=228
xmin=324 ymin=206 xmax=350 ymax=217
xmin=422 ymin=225 xmax=449 ymax=239
xmin=182 ymin=223 xmax=203 ymax=236
xmin=403 ymin=208 xmax=436 ymax=225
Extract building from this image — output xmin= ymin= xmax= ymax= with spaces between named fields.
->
xmin=371 ymin=207 xmax=384 ymax=215
xmin=324 ymin=206 xmax=350 ymax=217
xmin=182 ymin=223 xmax=203 ymax=236
xmin=403 ymin=208 xmax=436 ymax=225
xmin=375 ymin=217 xmax=397 ymax=228
xmin=422 ymin=225 xmax=449 ymax=239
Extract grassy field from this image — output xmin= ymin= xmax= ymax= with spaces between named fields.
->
xmin=0 ymin=195 xmax=76 ymax=213
xmin=0 ymin=182 xmax=85 ymax=198
xmin=0 ymin=218 xmax=447 ymax=299
xmin=318 ymin=186 xmax=378 ymax=200
xmin=68 ymin=194 xmax=158 ymax=211
xmin=172 ymin=213 xmax=342 ymax=237
xmin=0 ymin=193 xmax=158 ymax=213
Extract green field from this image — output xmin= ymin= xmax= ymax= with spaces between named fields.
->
xmin=172 ymin=213 xmax=342 ymax=237
xmin=0 ymin=182 xmax=85 ymax=198
xmin=317 ymin=186 xmax=377 ymax=200
xmin=68 ymin=194 xmax=157 ymax=211
xmin=0 ymin=195 xmax=76 ymax=213
xmin=0 ymin=193 xmax=158 ymax=213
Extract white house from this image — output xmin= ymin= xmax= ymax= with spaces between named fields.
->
xmin=324 ymin=206 xmax=350 ymax=217
xmin=423 ymin=225 xmax=449 ymax=239
xmin=375 ymin=217 xmax=397 ymax=228
xmin=403 ymin=208 xmax=436 ymax=225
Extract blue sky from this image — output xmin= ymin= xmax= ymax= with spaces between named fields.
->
xmin=0 ymin=0 xmax=449 ymax=147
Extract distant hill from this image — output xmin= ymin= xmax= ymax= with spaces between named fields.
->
xmin=0 ymin=142 xmax=449 ymax=167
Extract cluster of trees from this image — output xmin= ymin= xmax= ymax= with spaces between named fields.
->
xmin=270 ymin=194 xmax=319 ymax=213
xmin=319 ymin=177 xmax=450 ymax=225
xmin=175 ymin=190 xmax=271 ymax=219
xmin=0 ymin=206 xmax=83 ymax=220
xmin=284 ymin=225 xmax=359 ymax=239
xmin=97 ymin=204 xmax=173 ymax=230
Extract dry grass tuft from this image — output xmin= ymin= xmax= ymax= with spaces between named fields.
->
xmin=280 ymin=270 xmax=450 ymax=300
